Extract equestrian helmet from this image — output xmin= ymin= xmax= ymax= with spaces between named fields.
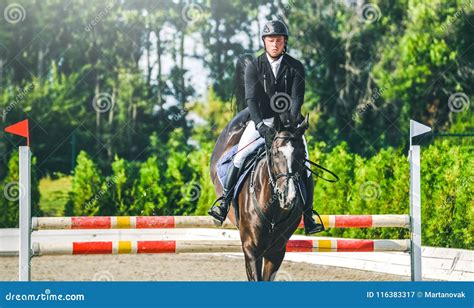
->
xmin=261 ymin=20 xmax=289 ymax=40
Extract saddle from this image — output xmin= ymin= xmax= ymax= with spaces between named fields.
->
xmin=216 ymin=143 xmax=263 ymax=217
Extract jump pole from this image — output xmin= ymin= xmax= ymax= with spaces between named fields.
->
xmin=32 ymin=239 xmax=411 ymax=255
xmin=31 ymin=214 xmax=411 ymax=230
xmin=19 ymin=146 xmax=31 ymax=281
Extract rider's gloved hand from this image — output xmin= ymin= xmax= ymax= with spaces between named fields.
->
xmin=256 ymin=122 xmax=275 ymax=138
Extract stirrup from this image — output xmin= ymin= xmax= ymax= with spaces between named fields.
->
xmin=304 ymin=209 xmax=326 ymax=235
xmin=305 ymin=223 xmax=325 ymax=235
xmin=312 ymin=209 xmax=325 ymax=227
xmin=208 ymin=195 xmax=228 ymax=223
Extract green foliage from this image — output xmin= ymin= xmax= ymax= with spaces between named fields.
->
xmin=310 ymin=138 xmax=471 ymax=249
xmin=163 ymin=128 xmax=198 ymax=215
xmin=190 ymin=142 xmax=216 ymax=216
xmin=2 ymin=0 xmax=471 ymax=174
xmin=0 ymin=150 xmax=40 ymax=228
xmin=68 ymin=151 xmax=103 ymax=216
xmin=421 ymin=141 xmax=473 ymax=249
xmin=132 ymin=155 xmax=167 ymax=215
xmin=39 ymin=176 xmax=72 ymax=217
xmin=107 ymin=156 xmax=140 ymax=215
xmin=287 ymin=0 xmax=472 ymax=153
xmin=372 ymin=0 xmax=465 ymax=129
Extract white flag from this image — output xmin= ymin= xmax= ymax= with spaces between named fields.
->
xmin=410 ymin=120 xmax=431 ymax=146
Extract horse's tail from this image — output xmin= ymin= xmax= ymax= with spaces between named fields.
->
xmin=232 ymin=52 xmax=254 ymax=114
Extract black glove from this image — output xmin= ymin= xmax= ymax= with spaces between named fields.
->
xmin=257 ymin=123 xmax=275 ymax=138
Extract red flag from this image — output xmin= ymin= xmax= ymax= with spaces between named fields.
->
xmin=4 ymin=119 xmax=29 ymax=146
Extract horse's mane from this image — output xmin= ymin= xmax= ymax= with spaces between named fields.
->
xmin=232 ymin=53 xmax=254 ymax=114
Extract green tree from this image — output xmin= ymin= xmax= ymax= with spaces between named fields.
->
xmin=67 ymin=151 xmax=102 ymax=215
xmin=132 ymin=155 xmax=167 ymax=215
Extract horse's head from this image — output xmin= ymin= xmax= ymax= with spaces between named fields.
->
xmin=268 ymin=114 xmax=309 ymax=210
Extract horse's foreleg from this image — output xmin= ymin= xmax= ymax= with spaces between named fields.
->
xmin=262 ymin=250 xmax=286 ymax=281
xmin=243 ymin=248 xmax=263 ymax=281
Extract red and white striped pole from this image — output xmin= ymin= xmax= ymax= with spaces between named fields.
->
xmin=31 ymin=214 xmax=410 ymax=230
xmin=32 ymin=239 xmax=411 ymax=256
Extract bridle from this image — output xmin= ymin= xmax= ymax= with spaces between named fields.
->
xmin=249 ymin=130 xmax=339 ymax=233
xmin=265 ymin=134 xmax=303 ymax=193
xmin=249 ymin=132 xmax=305 ymax=233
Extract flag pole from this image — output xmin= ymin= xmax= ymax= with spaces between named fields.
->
xmin=4 ymin=119 xmax=31 ymax=281
xmin=408 ymin=119 xmax=431 ymax=281
xmin=19 ymin=146 xmax=31 ymax=281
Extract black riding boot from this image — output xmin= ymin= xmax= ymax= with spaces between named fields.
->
xmin=303 ymin=174 xmax=325 ymax=235
xmin=208 ymin=165 xmax=240 ymax=223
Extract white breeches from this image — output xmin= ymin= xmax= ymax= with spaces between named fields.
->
xmin=232 ymin=117 xmax=311 ymax=177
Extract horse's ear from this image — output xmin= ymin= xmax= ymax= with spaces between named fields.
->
xmin=274 ymin=115 xmax=282 ymax=132
xmin=294 ymin=114 xmax=309 ymax=136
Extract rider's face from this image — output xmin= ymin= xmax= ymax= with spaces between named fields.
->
xmin=264 ymin=35 xmax=285 ymax=59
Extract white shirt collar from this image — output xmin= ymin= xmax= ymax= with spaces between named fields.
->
xmin=266 ymin=53 xmax=283 ymax=76
xmin=266 ymin=53 xmax=283 ymax=66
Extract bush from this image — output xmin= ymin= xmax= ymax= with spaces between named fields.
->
xmin=422 ymin=141 xmax=473 ymax=249
xmin=310 ymin=139 xmax=472 ymax=249
xmin=67 ymin=151 xmax=103 ymax=216
xmin=131 ymin=155 xmax=167 ymax=215
xmin=0 ymin=150 xmax=41 ymax=228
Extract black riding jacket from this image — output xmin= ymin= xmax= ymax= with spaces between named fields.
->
xmin=244 ymin=53 xmax=305 ymax=124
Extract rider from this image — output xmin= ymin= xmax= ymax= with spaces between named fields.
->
xmin=208 ymin=20 xmax=324 ymax=235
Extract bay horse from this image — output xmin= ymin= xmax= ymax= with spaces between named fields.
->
xmin=210 ymin=109 xmax=310 ymax=281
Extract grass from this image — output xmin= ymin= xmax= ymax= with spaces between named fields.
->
xmin=39 ymin=175 xmax=72 ymax=216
